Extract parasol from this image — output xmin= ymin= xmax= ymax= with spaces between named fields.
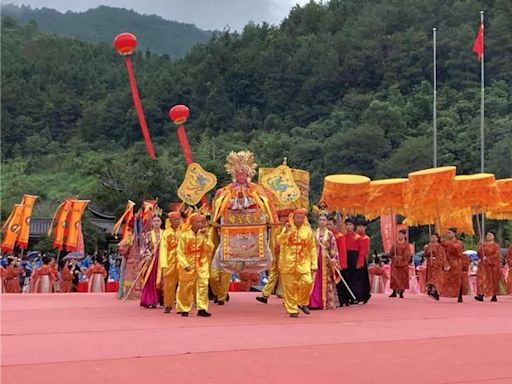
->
xmin=320 ymin=174 xmax=371 ymax=215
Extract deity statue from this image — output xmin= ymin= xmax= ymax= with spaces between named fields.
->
xmin=211 ymin=151 xmax=278 ymax=274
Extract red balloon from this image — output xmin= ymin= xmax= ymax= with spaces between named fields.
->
xmin=169 ymin=105 xmax=190 ymax=125
xmin=113 ymin=33 xmax=137 ymax=56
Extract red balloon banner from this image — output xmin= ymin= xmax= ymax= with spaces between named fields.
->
xmin=113 ymin=32 xmax=156 ymax=159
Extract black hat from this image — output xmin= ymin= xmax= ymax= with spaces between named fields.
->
xmin=344 ymin=217 xmax=355 ymax=224
xmin=399 ymin=229 xmax=407 ymax=235
xmin=488 ymin=230 xmax=496 ymax=238
xmin=448 ymin=227 xmax=457 ymax=234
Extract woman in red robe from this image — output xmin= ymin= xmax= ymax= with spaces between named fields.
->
xmin=32 ymin=257 xmax=57 ymax=293
xmin=475 ymin=231 xmax=501 ymax=302
xmin=423 ymin=233 xmax=447 ymax=300
xmin=86 ymin=258 xmax=108 ymax=293
xmin=388 ymin=229 xmax=411 ymax=298
xmin=368 ymin=256 xmax=385 ymax=294
xmin=441 ymin=227 xmax=464 ymax=302
xmin=4 ymin=258 xmax=22 ymax=293
xmin=59 ymin=261 xmax=74 ymax=293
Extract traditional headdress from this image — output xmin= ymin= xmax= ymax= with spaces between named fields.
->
xmin=225 ymin=151 xmax=257 ymax=180
xmin=167 ymin=211 xmax=182 ymax=220
xmin=189 ymin=213 xmax=205 ymax=223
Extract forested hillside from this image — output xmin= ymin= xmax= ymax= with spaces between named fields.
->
xmin=1 ymin=4 xmax=212 ymax=57
xmin=1 ymin=0 xmax=511 ymax=220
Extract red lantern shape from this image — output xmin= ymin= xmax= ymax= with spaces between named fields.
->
xmin=169 ymin=105 xmax=190 ymax=125
xmin=113 ymin=33 xmax=137 ymax=56
xmin=113 ymin=32 xmax=156 ymax=159
xmin=168 ymin=105 xmax=208 ymax=207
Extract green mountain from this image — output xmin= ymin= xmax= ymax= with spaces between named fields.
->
xmin=1 ymin=0 xmax=511 ymax=232
xmin=0 ymin=4 xmax=213 ymax=57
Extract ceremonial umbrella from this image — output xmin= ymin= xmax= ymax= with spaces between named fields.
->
xmin=320 ymin=174 xmax=371 ymax=216
xmin=404 ymin=166 xmax=456 ymax=227
xmin=486 ymin=178 xmax=512 ymax=220
xmin=365 ymin=178 xmax=409 ymax=220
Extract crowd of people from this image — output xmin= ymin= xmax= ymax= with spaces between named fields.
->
xmin=0 ymin=252 xmax=121 ymax=293
xmin=116 ymin=207 xmax=512 ymax=319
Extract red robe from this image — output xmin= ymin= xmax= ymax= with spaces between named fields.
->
xmin=441 ymin=239 xmax=464 ymax=297
xmin=357 ymin=234 xmax=370 ymax=268
xmin=424 ymin=243 xmax=447 ymax=290
xmin=4 ymin=266 xmax=21 ymax=293
xmin=476 ymin=242 xmax=500 ymax=297
xmin=389 ymin=242 xmax=411 ymax=291
xmin=333 ymin=231 xmax=347 ymax=269
xmin=59 ymin=267 xmax=74 ymax=293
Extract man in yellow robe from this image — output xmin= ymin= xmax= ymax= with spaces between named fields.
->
xmin=176 ymin=213 xmax=215 ymax=317
xmin=277 ymin=208 xmax=317 ymax=317
xmin=160 ymin=211 xmax=182 ymax=313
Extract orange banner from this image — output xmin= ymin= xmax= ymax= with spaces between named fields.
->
xmin=17 ymin=194 xmax=38 ymax=249
xmin=112 ymin=200 xmax=135 ymax=239
xmin=65 ymin=200 xmax=89 ymax=251
xmin=1 ymin=204 xmax=24 ymax=253
xmin=52 ymin=200 xmax=73 ymax=250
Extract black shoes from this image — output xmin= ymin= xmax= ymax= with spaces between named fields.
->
xmin=428 ymin=290 xmax=440 ymax=301
xmin=399 ymin=291 xmax=404 ymax=299
xmin=181 ymin=312 xmax=189 ymax=317
xmin=299 ymin=305 xmax=310 ymax=315
xmin=197 ymin=309 xmax=212 ymax=317
xmin=290 ymin=313 xmax=299 ymax=318
xmin=256 ymin=296 xmax=268 ymax=304
xmin=217 ymin=301 xmax=225 ymax=306
xmin=164 ymin=307 xmax=172 ymax=314
xmin=474 ymin=295 xmax=484 ymax=302
xmin=389 ymin=290 xmax=397 ymax=298
xmin=491 ymin=295 xmax=497 ymax=302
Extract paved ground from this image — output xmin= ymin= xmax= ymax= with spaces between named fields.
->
xmin=2 ymin=292 xmax=511 ymax=383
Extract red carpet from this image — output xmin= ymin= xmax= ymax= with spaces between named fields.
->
xmin=2 ymin=293 xmax=512 ymax=383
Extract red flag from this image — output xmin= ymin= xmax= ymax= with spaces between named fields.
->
xmin=472 ymin=22 xmax=484 ymax=60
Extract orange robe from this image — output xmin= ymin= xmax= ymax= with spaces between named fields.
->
xmin=32 ymin=265 xmax=57 ymax=293
xmin=4 ymin=266 xmax=22 ymax=293
xmin=461 ymin=255 xmax=471 ymax=295
xmin=441 ymin=239 xmax=464 ymax=297
xmin=389 ymin=242 xmax=411 ymax=291
xmin=424 ymin=243 xmax=447 ymax=290
xmin=59 ymin=267 xmax=74 ymax=293
xmin=476 ymin=242 xmax=501 ymax=297
xmin=507 ymin=245 xmax=512 ymax=295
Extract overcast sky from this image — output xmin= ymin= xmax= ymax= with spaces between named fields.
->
xmin=4 ymin=0 xmax=313 ymax=31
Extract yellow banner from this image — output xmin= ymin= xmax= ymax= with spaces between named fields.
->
xmin=178 ymin=162 xmax=217 ymax=206
xmin=260 ymin=164 xmax=301 ymax=206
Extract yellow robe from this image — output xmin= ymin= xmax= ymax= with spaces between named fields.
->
xmin=176 ymin=228 xmax=214 ymax=313
xmin=160 ymin=226 xmax=180 ymax=308
xmin=277 ymin=223 xmax=317 ymax=314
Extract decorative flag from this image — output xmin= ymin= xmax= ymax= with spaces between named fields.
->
xmin=178 ymin=163 xmax=218 ymax=206
xmin=472 ymin=22 xmax=484 ymax=60
xmin=50 ymin=199 xmax=74 ymax=250
xmin=1 ymin=204 xmax=24 ymax=253
xmin=65 ymin=200 xmax=89 ymax=252
xmin=260 ymin=164 xmax=301 ymax=206
xmin=17 ymin=194 xmax=38 ymax=249
xmin=112 ymin=200 xmax=135 ymax=239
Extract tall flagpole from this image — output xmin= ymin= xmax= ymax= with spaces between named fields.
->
xmin=433 ymin=27 xmax=437 ymax=167
xmin=480 ymin=11 xmax=485 ymax=235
